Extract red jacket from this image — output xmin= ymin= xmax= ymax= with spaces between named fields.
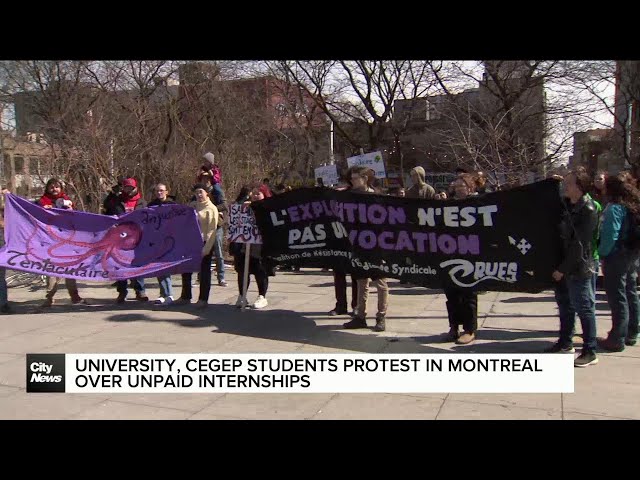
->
xmin=39 ymin=192 xmax=73 ymax=209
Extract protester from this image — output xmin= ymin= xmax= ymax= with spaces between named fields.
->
xmin=173 ymin=184 xmax=219 ymax=309
xmin=591 ymin=171 xmax=607 ymax=206
xmin=598 ymin=174 xmax=640 ymax=351
xmin=406 ymin=166 xmax=435 ymax=200
xmin=199 ymin=152 xmax=224 ymax=206
xmin=442 ymin=174 xmax=478 ymax=344
xmin=0 ymin=205 xmax=11 ymax=314
xmin=148 ymin=183 xmax=176 ymax=305
xmin=547 ymin=170 xmax=600 ymax=367
xmin=329 ymin=175 xmax=358 ymax=317
xmin=474 ymin=171 xmax=489 ymax=195
xmin=103 ymin=177 xmax=148 ymax=303
xmin=343 ymin=166 xmax=389 ymax=331
xmin=37 ymin=178 xmax=88 ymax=309
xmin=230 ymin=185 xmax=271 ymax=309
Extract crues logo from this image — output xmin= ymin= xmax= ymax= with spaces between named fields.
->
xmin=30 ymin=362 xmax=62 ymax=383
xmin=440 ymin=259 xmax=518 ymax=288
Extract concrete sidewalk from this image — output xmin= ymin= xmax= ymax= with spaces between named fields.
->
xmin=0 ymin=270 xmax=638 ymax=420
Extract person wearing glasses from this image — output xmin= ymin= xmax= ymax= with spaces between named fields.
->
xmin=148 ymin=183 xmax=177 ymax=305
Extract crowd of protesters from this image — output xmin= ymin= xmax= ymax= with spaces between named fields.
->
xmin=1 ymin=158 xmax=639 ymax=369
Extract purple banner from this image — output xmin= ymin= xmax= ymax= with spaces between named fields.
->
xmin=0 ymin=194 xmax=202 ymax=281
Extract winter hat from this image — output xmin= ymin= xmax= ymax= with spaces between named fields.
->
xmin=122 ymin=178 xmax=137 ymax=188
xmin=203 ymin=152 xmax=215 ymax=166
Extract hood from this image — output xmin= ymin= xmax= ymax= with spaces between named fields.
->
xmin=411 ymin=166 xmax=426 ymax=184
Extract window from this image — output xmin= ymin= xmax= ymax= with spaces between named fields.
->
xmin=29 ymin=157 xmax=40 ymax=175
xmin=14 ymin=155 xmax=24 ymax=174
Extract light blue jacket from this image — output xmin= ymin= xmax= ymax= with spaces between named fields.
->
xmin=599 ymin=203 xmax=627 ymax=257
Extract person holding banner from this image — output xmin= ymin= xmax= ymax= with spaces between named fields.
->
xmin=173 ymin=184 xmax=219 ymax=309
xmin=148 ymin=183 xmax=177 ymax=305
xmin=37 ymin=179 xmax=88 ymax=309
xmin=549 ymin=170 xmax=599 ymax=366
xmin=442 ymin=174 xmax=479 ymax=344
xmin=343 ymin=167 xmax=389 ymax=332
xmin=103 ymin=177 xmax=149 ymax=303
xmin=407 ymin=167 xmax=435 ymax=200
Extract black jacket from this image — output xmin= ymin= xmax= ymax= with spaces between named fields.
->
xmin=558 ymin=195 xmax=598 ymax=278
xmin=148 ymin=197 xmax=177 ymax=207
xmin=103 ymin=195 xmax=147 ymax=216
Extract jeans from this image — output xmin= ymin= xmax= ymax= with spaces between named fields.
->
xmin=181 ymin=254 xmax=213 ymax=302
xmin=0 ymin=268 xmax=7 ymax=305
xmin=554 ymin=274 xmax=597 ymax=352
xmin=211 ymin=183 xmax=224 ymax=205
xmin=444 ymin=287 xmax=478 ymax=333
xmin=603 ymin=249 xmax=640 ymax=344
xmin=157 ymin=275 xmax=173 ymax=298
xmin=213 ymin=226 xmax=225 ymax=282
xmin=116 ymin=278 xmax=145 ymax=296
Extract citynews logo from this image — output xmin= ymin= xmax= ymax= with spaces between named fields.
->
xmin=26 ymin=354 xmax=66 ymax=393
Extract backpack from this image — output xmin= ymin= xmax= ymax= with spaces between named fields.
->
xmin=621 ymin=210 xmax=640 ymax=251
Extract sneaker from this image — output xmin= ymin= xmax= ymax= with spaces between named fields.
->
xmin=116 ymin=293 xmax=126 ymax=304
xmin=0 ymin=304 xmax=13 ymax=314
xmin=574 ymin=350 xmax=598 ymax=367
xmin=343 ymin=316 xmax=367 ymax=329
xmin=252 ymin=295 xmax=268 ymax=309
xmin=456 ymin=332 xmax=476 ymax=345
xmin=329 ymin=309 xmax=348 ymax=316
xmin=218 ymin=280 xmax=228 ymax=287
xmin=172 ymin=298 xmax=191 ymax=306
xmin=544 ymin=343 xmax=575 ymax=354
xmin=71 ymin=298 xmax=90 ymax=306
xmin=155 ymin=296 xmax=174 ymax=306
xmin=626 ymin=336 xmax=637 ymax=346
xmin=195 ymin=300 xmax=208 ymax=309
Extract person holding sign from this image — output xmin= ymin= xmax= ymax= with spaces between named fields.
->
xmin=344 ymin=166 xmax=390 ymax=332
xmin=230 ymin=185 xmax=271 ymax=309
xmin=173 ymin=184 xmax=219 ymax=309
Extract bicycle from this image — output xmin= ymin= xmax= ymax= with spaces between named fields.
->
xmin=5 ymin=269 xmax=47 ymax=289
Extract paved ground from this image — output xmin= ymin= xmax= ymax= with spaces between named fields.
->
xmin=1 ymin=269 xmax=638 ymax=420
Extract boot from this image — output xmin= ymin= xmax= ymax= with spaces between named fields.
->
xmin=116 ymin=292 xmax=126 ymax=304
xmin=373 ymin=313 xmax=386 ymax=332
xmin=135 ymin=292 xmax=149 ymax=302
xmin=343 ymin=316 xmax=367 ymax=329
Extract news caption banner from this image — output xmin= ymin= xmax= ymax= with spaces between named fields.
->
xmin=27 ymin=354 xmax=574 ymax=393
xmin=0 ymin=194 xmax=203 ymax=281
xmin=251 ymin=179 xmax=564 ymax=292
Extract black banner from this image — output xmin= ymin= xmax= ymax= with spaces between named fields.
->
xmin=251 ymin=179 xmax=563 ymax=293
